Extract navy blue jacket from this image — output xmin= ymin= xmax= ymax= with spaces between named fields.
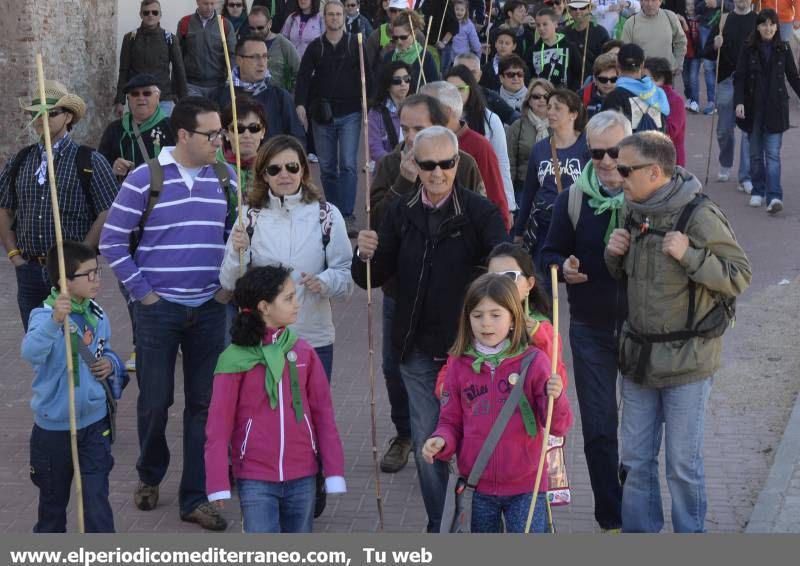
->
xmin=540 ymin=184 xmax=627 ymax=331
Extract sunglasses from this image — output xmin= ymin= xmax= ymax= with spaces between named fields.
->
xmin=529 ymin=93 xmax=548 ymax=101
xmin=616 ymin=163 xmax=654 ymax=177
xmin=391 ymin=75 xmax=412 ymax=85
xmin=71 ymin=266 xmax=102 ymax=282
xmin=497 ymin=270 xmax=523 ymax=282
xmin=392 ymin=34 xmax=411 ymax=41
xmin=595 ymin=75 xmax=618 ymax=84
xmin=415 ymin=156 xmax=458 ymax=171
xmin=455 ymin=84 xmax=470 ymax=93
xmin=590 ymin=146 xmax=620 ymax=160
xmin=141 ymin=10 xmax=160 ymax=16
xmin=227 ymin=2 xmax=243 ymax=7
xmin=128 ymin=89 xmax=155 ymax=98
xmin=230 ymin=123 xmax=264 ymax=134
xmin=503 ymin=71 xmax=525 ymax=79
xmin=265 ymin=162 xmax=302 ymax=176
xmin=29 ymin=108 xmax=67 ymax=118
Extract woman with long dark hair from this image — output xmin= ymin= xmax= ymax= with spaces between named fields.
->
xmin=367 ymin=60 xmax=412 ymax=165
xmin=734 ymin=8 xmax=800 ymax=214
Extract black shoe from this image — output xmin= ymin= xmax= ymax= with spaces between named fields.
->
xmin=133 ymin=482 xmax=159 ymax=511
xmin=380 ymin=436 xmax=412 ymax=473
xmin=180 ymin=502 xmax=228 ymax=531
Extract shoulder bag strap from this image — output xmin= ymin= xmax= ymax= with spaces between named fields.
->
xmin=550 ymin=137 xmax=564 ymax=193
xmin=130 ymin=119 xmax=151 ymax=162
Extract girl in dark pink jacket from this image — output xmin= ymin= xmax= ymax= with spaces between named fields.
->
xmin=205 ymin=265 xmax=345 ymax=533
xmin=423 ymin=274 xmax=572 ymax=533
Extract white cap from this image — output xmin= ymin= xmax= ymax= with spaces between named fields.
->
xmin=388 ymin=0 xmax=407 ymax=10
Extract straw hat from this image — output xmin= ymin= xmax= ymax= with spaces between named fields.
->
xmin=19 ymin=80 xmax=87 ymax=124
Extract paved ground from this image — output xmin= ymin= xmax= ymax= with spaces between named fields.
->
xmin=1 ymin=103 xmax=798 ymax=534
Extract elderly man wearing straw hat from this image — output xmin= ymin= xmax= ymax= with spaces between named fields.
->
xmin=0 ymin=80 xmax=117 ymax=331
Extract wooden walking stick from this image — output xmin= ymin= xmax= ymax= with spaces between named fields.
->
xmin=704 ymin=6 xmax=727 ymax=187
xmin=435 ymin=0 xmax=451 ymax=45
xmin=417 ymin=16 xmax=435 ymax=92
xmin=358 ymin=32 xmax=385 ymax=532
xmin=35 ymin=54 xmax=84 ymax=533
xmin=218 ymin=15 xmax=246 ymax=275
xmin=524 ymin=264 xmax=559 ymax=533
xmin=579 ymin=20 xmax=591 ymax=86
xmin=483 ymin=0 xmax=495 ymax=64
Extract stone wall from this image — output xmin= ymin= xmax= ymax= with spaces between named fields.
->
xmin=0 ymin=0 xmax=117 ymax=161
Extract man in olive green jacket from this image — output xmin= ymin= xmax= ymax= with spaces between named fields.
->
xmin=605 ymin=131 xmax=751 ymax=534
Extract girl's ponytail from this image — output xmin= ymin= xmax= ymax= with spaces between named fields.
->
xmin=230 ymin=264 xmax=294 ymax=347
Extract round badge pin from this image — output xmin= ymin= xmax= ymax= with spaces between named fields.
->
xmin=508 ymin=373 xmax=520 ymax=386
xmin=286 ymin=351 xmax=297 ymax=362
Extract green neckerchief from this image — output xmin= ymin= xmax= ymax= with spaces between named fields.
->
xmin=574 ymin=161 xmax=625 ymax=244
xmin=119 ymin=106 xmax=167 ymax=163
xmin=393 ymin=41 xmax=423 ymax=66
xmin=465 ymin=340 xmax=537 ymax=438
xmin=214 ymin=328 xmax=304 ymax=422
xmin=379 ymin=23 xmax=391 ymax=48
xmin=44 ymin=288 xmax=99 ymax=387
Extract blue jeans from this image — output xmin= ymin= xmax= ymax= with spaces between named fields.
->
xmin=471 ymin=492 xmax=548 ymax=533
xmin=312 ymin=111 xmax=361 ymax=217
xmin=682 ymin=57 xmax=700 ymax=104
xmin=748 ymin=116 xmax=784 ymax=202
xmin=621 ymin=377 xmax=712 ymax=533
xmin=133 ymin=297 xmax=226 ymax=515
xmin=382 ymin=296 xmax=411 ymax=439
xmin=14 ymin=261 xmax=52 ymax=331
xmin=237 ymin=476 xmax=316 ymax=533
xmin=715 ymin=77 xmax=750 ymax=181
xmin=314 ymin=344 xmax=334 ymax=382
xmin=399 ymin=348 xmax=448 ymax=532
xmin=30 ymin=418 xmax=115 ymax=532
xmin=699 ymin=25 xmax=716 ymax=105
xmin=569 ymin=320 xmax=622 ymax=530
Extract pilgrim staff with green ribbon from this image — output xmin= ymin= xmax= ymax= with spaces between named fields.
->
xmin=205 ymin=265 xmax=347 ymax=533
xmin=33 ymin=54 xmax=85 ymax=533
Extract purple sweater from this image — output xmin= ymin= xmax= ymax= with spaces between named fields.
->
xmin=367 ymin=101 xmax=401 ymax=164
xmin=100 ymin=147 xmax=235 ymax=304
xmin=452 ymin=20 xmax=481 ymax=58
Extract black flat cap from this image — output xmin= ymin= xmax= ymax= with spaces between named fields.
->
xmin=124 ymin=74 xmax=159 ymax=93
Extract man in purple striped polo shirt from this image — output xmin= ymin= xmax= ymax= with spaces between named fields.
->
xmin=100 ymin=97 xmax=235 ymax=531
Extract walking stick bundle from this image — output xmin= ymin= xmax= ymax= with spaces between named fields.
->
xmin=218 ymin=16 xmax=246 ymax=274
xmin=35 ymin=54 xmax=85 ymax=533
xmin=524 ymin=264 xmax=559 ymax=533
xmin=357 ymin=32 xmax=385 ymax=532
xmin=580 ymin=22 xmax=591 ymax=86
xmin=704 ymin=6 xmax=727 ymax=187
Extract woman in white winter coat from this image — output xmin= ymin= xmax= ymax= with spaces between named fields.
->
xmin=220 ymin=135 xmax=353 ymax=380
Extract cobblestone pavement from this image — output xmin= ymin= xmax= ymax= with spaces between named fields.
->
xmin=1 ymin=107 xmax=798 ymax=534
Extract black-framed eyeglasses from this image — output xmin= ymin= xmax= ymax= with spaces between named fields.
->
xmin=391 ymin=75 xmax=412 ymax=85
xmin=392 ymin=34 xmax=411 ymax=41
xmin=265 ymin=162 xmax=302 ymax=176
xmin=595 ymin=75 xmax=617 ymax=84
xmin=239 ymin=53 xmax=269 ymax=61
xmin=616 ymin=163 xmax=654 ymax=178
xmin=590 ymin=146 xmax=620 ymax=160
xmin=187 ymin=129 xmax=227 ymax=142
xmin=415 ymin=156 xmax=458 ymax=171
xmin=141 ymin=10 xmax=160 ymax=16
xmin=497 ymin=270 xmax=523 ymax=282
xmin=231 ymin=122 xmax=264 ymax=134
xmin=71 ymin=266 xmax=102 ymax=282
xmin=503 ymin=71 xmax=525 ymax=79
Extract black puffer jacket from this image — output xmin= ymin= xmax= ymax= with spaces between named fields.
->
xmin=351 ymin=186 xmax=508 ymax=361
xmin=734 ymin=39 xmax=800 ymax=134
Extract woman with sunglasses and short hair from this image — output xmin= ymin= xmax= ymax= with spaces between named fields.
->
xmin=221 ymin=95 xmax=268 ymax=218
xmin=578 ymin=53 xmax=618 ymax=119
xmin=222 ymin=0 xmax=251 ymax=41
xmin=383 ymin=9 xmax=440 ymax=91
xmin=219 ymin=135 xmax=354 ymax=380
xmin=497 ymin=54 xmax=530 ymax=113
xmin=367 ymin=61 xmax=412 ymax=166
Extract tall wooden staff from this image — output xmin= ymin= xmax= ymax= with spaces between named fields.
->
xmin=435 ymin=0 xmax=451 ymax=45
xmin=524 ymin=264 xmax=559 ymax=533
xmin=35 ymin=54 xmax=85 ymax=533
xmin=483 ymin=0 xmax=496 ymax=64
xmin=218 ymin=16 xmax=246 ymax=274
xmin=703 ymin=6 xmax=727 ymax=187
xmin=417 ymin=17 xmax=435 ymax=92
xmin=357 ymin=32 xmax=385 ymax=532
xmin=579 ymin=20 xmax=591 ymax=85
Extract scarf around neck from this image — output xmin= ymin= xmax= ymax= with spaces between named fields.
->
xmin=35 ymin=135 xmax=70 ymax=186
xmin=574 ymin=161 xmax=625 ymax=244
xmin=525 ymin=109 xmax=550 ymax=142
xmin=120 ymin=106 xmax=167 ymax=163
xmin=626 ymin=167 xmax=701 ymax=217
xmin=500 ymin=86 xmax=527 ymax=112
xmin=615 ymin=75 xmax=671 ymax=117
xmin=231 ymin=66 xmax=271 ymax=97
xmin=44 ymin=288 xmax=100 ymax=387
xmin=393 ymin=41 xmax=423 ymax=66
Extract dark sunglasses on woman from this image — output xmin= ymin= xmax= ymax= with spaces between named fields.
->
xmin=595 ymin=76 xmax=618 ymax=85
xmin=265 ymin=162 xmax=302 ymax=176
xmin=391 ymin=75 xmax=412 ymax=85
xmin=230 ymin=123 xmax=264 ymax=134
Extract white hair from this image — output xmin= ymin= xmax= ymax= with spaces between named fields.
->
xmin=585 ymin=110 xmax=632 ymax=143
xmin=454 ymin=53 xmax=481 ymax=67
xmin=419 ymin=81 xmax=463 ymax=120
xmin=413 ymin=126 xmax=459 ymax=159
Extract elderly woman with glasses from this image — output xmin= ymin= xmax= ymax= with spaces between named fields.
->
xmin=367 ymin=61 xmax=412 ymax=165
xmin=220 ymin=135 xmax=353 ymax=380
xmin=383 ymin=9 xmax=440 ymax=91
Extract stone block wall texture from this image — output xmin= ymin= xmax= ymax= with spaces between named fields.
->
xmin=0 ymin=0 xmax=117 ymax=161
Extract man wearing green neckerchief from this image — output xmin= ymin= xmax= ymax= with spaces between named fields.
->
xmin=539 ymin=109 xmax=631 ymax=532
xmin=99 ymin=74 xmax=175 ymax=182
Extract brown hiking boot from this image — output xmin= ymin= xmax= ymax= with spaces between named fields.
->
xmin=133 ymin=482 xmax=159 ymax=511
xmin=180 ymin=502 xmax=228 ymax=531
xmin=380 ymin=436 xmax=412 ymax=473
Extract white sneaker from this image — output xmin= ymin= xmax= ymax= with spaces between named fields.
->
xmin=687 ymin=100 xmax=700 ymax=113
xmin=308 ymin=153 xmax=319 ymax=164
xmin=717 ymin=168 xmax=730 ymax=182
xmin=738 ymin=181 xmax=753 ymax=194
xmin=125 ymin=352 xmax=136 ymax=372
xmin=749 ymin=195 xmax=763 ymax=207
xmin=767 ymin=199 xmax=783 ymax=214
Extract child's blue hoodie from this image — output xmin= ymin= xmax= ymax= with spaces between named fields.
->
xmin=22 ymin=299 xmax=124 ymax=431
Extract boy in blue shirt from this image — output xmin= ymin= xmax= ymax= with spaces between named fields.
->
xmin=22 ymin=240 xmax=125 ymax=532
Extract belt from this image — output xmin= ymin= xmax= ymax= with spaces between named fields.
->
xmin=22 ymin=253 xmax=47 ymax=266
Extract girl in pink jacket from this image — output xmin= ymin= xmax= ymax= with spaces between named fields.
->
xmin=423 ymin=273 xmax=572 ymax=533
xmin=205 ymin=265 xmax=345 ymax=533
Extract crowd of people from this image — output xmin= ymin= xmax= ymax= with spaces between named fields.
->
xmin=8 ymin=0 xmax=800 ymax=535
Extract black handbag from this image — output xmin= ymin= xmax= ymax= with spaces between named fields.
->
xmin=313 ymin=452 xmax=326 ymax=518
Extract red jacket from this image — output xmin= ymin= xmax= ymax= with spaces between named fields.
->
xmin=663 ymin=85 xmax=686 ymax=167
xmin=432 ymin=345 xmax=573 ymax=496
xmin=457 ymin=125 xmax=511 ymax=230
xmin=205 ymin=329 xmax=345 ymax=500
